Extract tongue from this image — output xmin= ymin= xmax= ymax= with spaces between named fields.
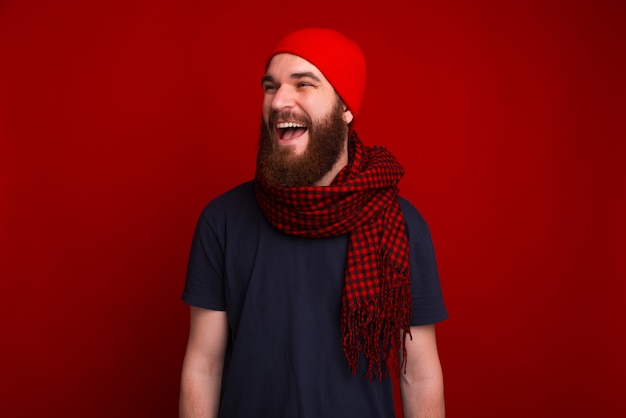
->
xmin=282 ymin=127 xmax=307 ymax=140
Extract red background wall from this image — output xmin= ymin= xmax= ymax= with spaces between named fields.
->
xmin=1 ymin=0 xmax=624 ymax=416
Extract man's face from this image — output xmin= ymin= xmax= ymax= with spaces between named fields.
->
xmin=258 ymin=53 xmax=354 ymax=187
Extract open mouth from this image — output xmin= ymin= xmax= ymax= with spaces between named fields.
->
xmin=276 ymin=121 xmax=308 ymax=141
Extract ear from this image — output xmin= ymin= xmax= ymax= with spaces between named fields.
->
xmin=342 ymin=108 xmax=354 ymax=125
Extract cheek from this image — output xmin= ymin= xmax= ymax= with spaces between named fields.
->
xmin=262 ymin=97 xmax=273 ymax=121
xmin=304 ymin=96 xmax=334 ymax=121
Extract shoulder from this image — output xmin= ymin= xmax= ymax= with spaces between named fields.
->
xmin=204 ymin=180 xmax=255 ymax=211
xmin=195 ymin=180 xmax=258 ymax=232
xmin=200 ymin=180 xmax=255 ymax=216
xmin=397 ymin=196 xmax=432 ymax=241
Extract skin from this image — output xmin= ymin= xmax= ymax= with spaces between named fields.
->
xmin=179 ymin=52 xmax=445 ymax=418
xmin=402 ymin=325 xmax=446 ymax=417
xmin=179 ymin=308 xmax=228 ymax=418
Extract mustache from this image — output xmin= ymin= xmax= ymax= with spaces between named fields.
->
xmin=268 ymin=110 xmax=312 ymax=125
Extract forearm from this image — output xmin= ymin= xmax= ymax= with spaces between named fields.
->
xmin=400 ymin=373 xmax=445 ymax=418
xmin=179 ymin=364 xmax=223 ymax=418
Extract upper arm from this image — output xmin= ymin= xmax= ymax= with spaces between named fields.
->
xmin=179 ymin=307 xmax=228 ymax=417
xmin=400 ymin=325 xmax=445 ymax=417
xmin=402 ymin=324 xmax=442 ymax=384
xmin=182 ymin=306 xmax=229 ymax=374
xmin=398 ymin=199 xmax=448 ymax=326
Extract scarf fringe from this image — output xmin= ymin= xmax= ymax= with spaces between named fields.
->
xmin=341 ymin=256 xmax=412 ymax=381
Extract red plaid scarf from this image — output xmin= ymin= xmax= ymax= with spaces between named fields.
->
xmin=254 ymin=133 xmax=412 ymax=380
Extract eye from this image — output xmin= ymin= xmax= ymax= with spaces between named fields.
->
xmin=263 ymin=83 xmax=277 ymax=93
xmin=297 ymin=82 xmax=313 ymax=88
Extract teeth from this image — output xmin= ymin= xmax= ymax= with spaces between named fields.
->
xmin=276 ymin=122 xmax=306 ymax=129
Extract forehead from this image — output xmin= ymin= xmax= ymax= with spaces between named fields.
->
xmin=265 ymin=53 xmax=330 ymax=84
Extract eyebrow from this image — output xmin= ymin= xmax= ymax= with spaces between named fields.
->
xmin=290 ymin=72 xmax=322 ymax=83
xmin=261 ymin=72 xmax=322 ymax=85
xmin=261 ymin=75 xmax=275 ymax=85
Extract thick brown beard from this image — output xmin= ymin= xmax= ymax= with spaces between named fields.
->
xmin=257 ymin=101 xmax=349 ymax=187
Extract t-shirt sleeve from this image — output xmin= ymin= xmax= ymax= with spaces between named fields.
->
xmin=400 ymin=199 xmax=448 ymax=326
xmin=181 ymin=209 xmax=226 ymax=311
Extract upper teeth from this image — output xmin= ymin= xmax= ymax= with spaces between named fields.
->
xmin=277 ymin=122 xmax=306 ymax=129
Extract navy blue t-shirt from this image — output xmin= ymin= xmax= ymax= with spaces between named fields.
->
xmin=182 ymin=181 xmax=447 ymax=418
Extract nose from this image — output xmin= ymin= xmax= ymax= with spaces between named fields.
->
xmin=271 ymin=85 xmax=296 ymax=111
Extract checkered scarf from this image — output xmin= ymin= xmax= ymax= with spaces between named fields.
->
xmin=254 ymin=133 xmax=412 ymax=380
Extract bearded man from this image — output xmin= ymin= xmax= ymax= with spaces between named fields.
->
xmin=179 ymin=28 xmax=448 ymax=418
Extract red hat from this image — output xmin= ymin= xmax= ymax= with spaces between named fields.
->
xmin=267 ymin=28 xmax=367 ymax=119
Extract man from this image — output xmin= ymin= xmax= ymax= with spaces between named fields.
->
xmin=179 ymin=28 xmax=448 ymax=418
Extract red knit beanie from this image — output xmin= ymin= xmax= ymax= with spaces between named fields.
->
xmin=267 ymin=28 xmax=367 ymax=119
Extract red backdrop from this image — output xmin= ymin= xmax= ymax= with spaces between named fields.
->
xmin=1 ymin=0 xmax=624 ymax=417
